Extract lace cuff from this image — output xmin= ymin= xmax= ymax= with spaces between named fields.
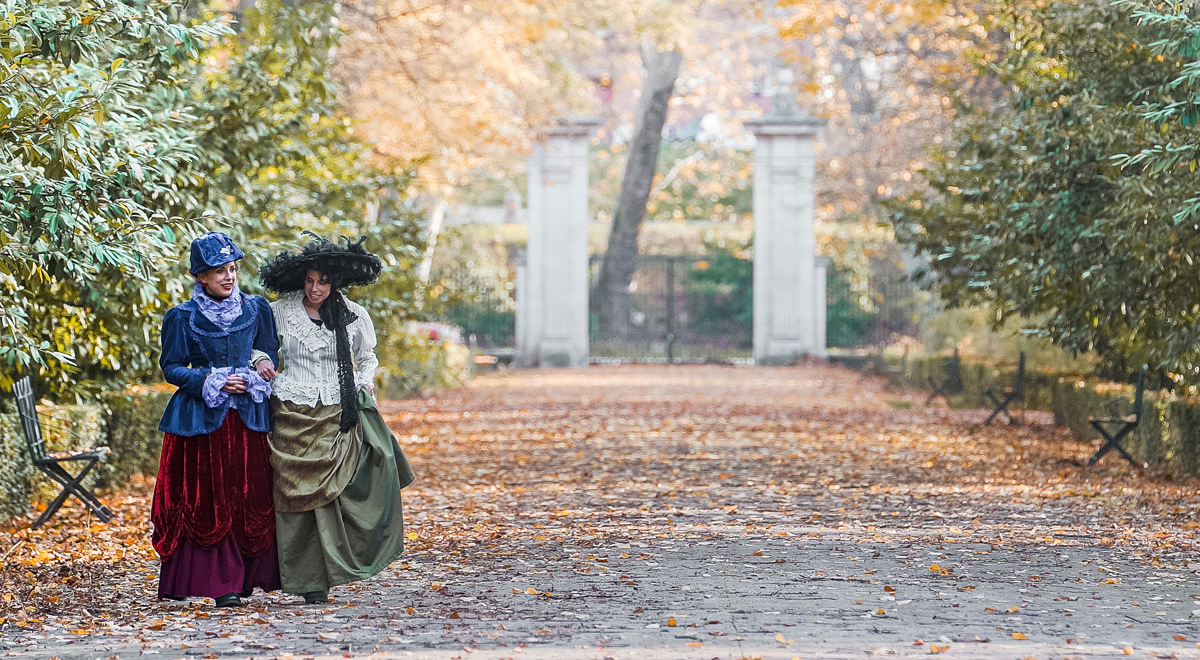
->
xmin=354 ymin=369 xmax=376 ymax=394
xmin=203 ymin=367 xmax=272 ymax=407
xmin=249 ymin=349 xmax=272 ymax=369
xmin=243 ymin=369 xmax=272 ymax=403
xmin=202 ymin=368 xmax=231 ymax=408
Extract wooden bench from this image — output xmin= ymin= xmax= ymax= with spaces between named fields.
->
xmin=13 ymin=376 xmax=114 ymax=528
xmin=1088 ymin=366 xmax=1148 ymax=469
xmin=925 ymin=348 xmax=961 ymax=406
xmin=981 ymin=351 xmax=1025 ymax=426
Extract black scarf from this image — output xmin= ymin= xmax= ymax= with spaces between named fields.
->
xmin=318 ymin=291 xmax=360 ymax=433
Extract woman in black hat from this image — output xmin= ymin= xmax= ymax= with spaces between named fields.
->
xmin=153 ymin=231 xmax=282 ymax=608
xmin=257 ymin=234 xmax=415 ymax=604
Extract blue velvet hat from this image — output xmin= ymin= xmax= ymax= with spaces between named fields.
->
xmin=188 ymin=232 xmax=244 ymax=275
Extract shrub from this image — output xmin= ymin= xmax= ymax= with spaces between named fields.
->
xmin=0 ymin=387 xmax=169 ymax=524
xmin=99 ymin=387 xmax=175 ymax=488
xmin=376 ymin=326 xmax=472 ymax=400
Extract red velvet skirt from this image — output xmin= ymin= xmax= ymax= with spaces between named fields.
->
xmin=151 ymin=410 xmax=276 ymax=561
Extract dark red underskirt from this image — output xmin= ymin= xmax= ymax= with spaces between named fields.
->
xmin=152 ymin=410 xmax=276 ymax=561
xmin=158 ymin=535 xmax=281 ymax=599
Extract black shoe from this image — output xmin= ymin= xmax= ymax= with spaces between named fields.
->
xmin=301 ymin=590 xmax=328 ymax=604
xmin=239 ymin=588 xmax=254 ymax=598
xmin=214 ymin=593 xmax=242 ymax=608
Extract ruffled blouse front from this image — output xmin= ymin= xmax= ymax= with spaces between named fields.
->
xmin=267 ymin=292 xmax=379 ymax=407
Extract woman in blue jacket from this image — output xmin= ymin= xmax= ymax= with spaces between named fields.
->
xmin=151 ymin=232 xmax=282 ymax=608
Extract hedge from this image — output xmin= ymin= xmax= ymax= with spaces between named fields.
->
xmin=0 ymin=388 xmax=174 ymax=523
xmin=377 ymin=331 xmax=472 ymax=400
xmin=851 ymin=352 xmax=1200 ymax=478
xmin=0 ymin=413 xmax=34 ymax=522
xmin=1 ymin=337 xmax=472 ymax=524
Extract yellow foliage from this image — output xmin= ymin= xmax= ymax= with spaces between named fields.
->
xmin=775 ymin=0 xmax=998 ymax=223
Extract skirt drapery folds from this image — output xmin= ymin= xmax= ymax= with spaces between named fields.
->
xmin=270 ymin=390 xmax=415 ymax=594
xmin=152 ymin=410 xmax=281 ymax=599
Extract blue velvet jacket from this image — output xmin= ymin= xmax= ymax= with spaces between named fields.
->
xmin=157 ymin=295 xmax=279 ymax=436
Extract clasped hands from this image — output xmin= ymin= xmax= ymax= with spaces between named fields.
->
xmin=223 ymin=360 xmax=276 ymax=393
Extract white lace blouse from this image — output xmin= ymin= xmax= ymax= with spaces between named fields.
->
xmin=256 ymin=292 xmax=380 ymax=407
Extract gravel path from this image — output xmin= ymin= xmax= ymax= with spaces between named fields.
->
xmin=3 ymin=364 xmax=1198 ymax=660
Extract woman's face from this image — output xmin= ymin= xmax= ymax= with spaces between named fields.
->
xmin=196 ymin=261 xmax=239 ymax=299
xmin=304 ymin=269 xmax=332 ymax=307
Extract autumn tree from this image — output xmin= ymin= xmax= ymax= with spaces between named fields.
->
xmin=777 ymin=0 xmax=1002 ymax=213
xmin=771 ymin=0 xmax=1003 ymax=309
xmin=1 ymin=0 xmax=427 ymax=397
xmin=593 ymin=45 xmax=683 ymax=337
xmin=335 ymin=1 xmax=594 ymax=179
xmin=590 ymin=0 xmax=771 ymax=337
xmin=891 ymin=0 xmax=1200 ymax=381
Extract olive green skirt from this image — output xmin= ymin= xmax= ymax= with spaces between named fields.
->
xmin=270 ymin=390 xmax=415 ymax=594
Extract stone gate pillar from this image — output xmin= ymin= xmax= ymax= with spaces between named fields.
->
xmin=515 ymin=118 xmax=599 ymax=368
xmin=748 ymin=103 xmax=827 ymax=365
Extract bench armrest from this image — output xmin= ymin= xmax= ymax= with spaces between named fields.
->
xmin=1088 ymin=415 xmax=1138 ymax=424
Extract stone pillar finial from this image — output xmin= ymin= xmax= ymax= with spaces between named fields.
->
xmin=772 ymin=67 xmax=801 ymax=117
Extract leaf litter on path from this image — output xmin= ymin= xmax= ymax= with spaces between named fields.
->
xmin=2 ymin=364 xmax=1199 ymax=659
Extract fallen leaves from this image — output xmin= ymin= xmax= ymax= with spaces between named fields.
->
xmin=3 ymin=364 xmax=1200 ymax=657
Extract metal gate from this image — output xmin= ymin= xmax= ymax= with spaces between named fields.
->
xmin=589 ymin=255 xmax=752 ymax=363
xmin=825 ymin=266 xmax=929 ymax=350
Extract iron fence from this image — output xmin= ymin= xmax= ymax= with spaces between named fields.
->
xmin=825 ymin=266 xmax=932 ymax=350
xmin=434 ymin=253 xmax=932 ymax=360
xmin=588 ymin=254 xmax=753 ymax=363
xmin=435 ymin=273 xmax=516 ymax=350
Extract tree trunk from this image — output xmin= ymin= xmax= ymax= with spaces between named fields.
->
xmin=416 ymin=197 xmax=448 ymax=284
xmin=232 ymin=0 xmax=257 ymax=31
xmin=594 ymin=43 xmax=683 ymax=338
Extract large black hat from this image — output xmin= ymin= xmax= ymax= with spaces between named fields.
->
xmin=259 ymin=232 xmax=382 ymax=293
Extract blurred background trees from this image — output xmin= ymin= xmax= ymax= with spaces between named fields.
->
xmin=892 ymin=0 xmax=1200 ymax=387
xmin=10 ymin=0 xmax=1200 ymax=397
xmin=1 ymin=0 xmax=426 ymax=397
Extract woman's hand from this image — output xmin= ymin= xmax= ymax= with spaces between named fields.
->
xmin=223 ymin=374 xmax=248 ymax=394
xmin=256 ymin=359 xmax=276 ymax=381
